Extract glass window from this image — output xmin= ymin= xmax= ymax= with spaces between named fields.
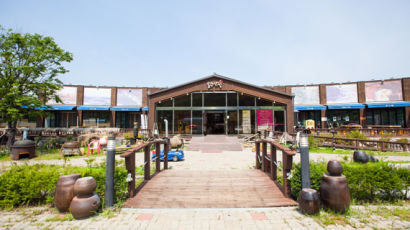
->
xmin=397 ymin=109 xmax=404 ymax=127
xmin=227 ymin=111 xmax=238 ymax=134
xmin=274 ymin=111 xmax=285 ymax=132
xmin=227 ymin=93 xmax=237 ymax=106
xmin=257 ymin=98 xmax=272 ymax=106
xmin=239 ymin=94 xmax=255 ymax=106
xmin=192 ymin=93 xmax=202 ymax=107
xmin=50 ymin=112 xmax=77 ymax=128
xmin=156 ymin=98 xmax=173 ymax=107
xmin=174 ymin=110 xmax=191 ymax=134
xmin=83 ymin=111 xmax=110 ymax=128
xmin=204 ymin=93 xmax=226 ymax=107
xmin=116 ymin=112 xmax=141 ymax=128
xmin=174 ymin=94 xmax=191 ymax=107
xmin=327 ymin=110 xmax=359 ymax=127
xmin=157 ymin=110 xmax=173 ymax=135
xmin=192 ymin=111 xmax=203 ymax=134
xmin=381 ymin=110 xmax=388 ymax=125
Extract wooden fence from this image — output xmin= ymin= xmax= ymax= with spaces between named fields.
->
xmin=312 ymin=135 xmax=410 ymax=152
xmin=120 ymin=138 xmax=170 ymax=198
xmin=255 ymin=139 xmax=295 ymax=198
xmin=302 ymin=127 xmax=410 ymax=137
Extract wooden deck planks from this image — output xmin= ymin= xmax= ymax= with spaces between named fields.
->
xmin=123 ymin=170 xmax=297 ymax=208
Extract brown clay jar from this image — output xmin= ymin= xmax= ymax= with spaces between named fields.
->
xmin=74 ymin=177 xmax=97 ymax=196
xmin=69 ymin=193 xmax=101 ymax=219
xmin=319 ymin=174 xmax=351 ymax=213
xmin=54 ymin=174 xmax=81 ymax=213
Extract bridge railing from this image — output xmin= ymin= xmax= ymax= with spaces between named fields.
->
xmin=120 ymin=138 xmax=170 ymax=198
xmin=255 ymin=139 xmax=296 ymax=198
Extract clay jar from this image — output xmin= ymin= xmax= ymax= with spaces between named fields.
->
xmin=69 ymin=193 xmax=101 ymax=219
xmin=319 ymin=174 xmax=350 ymax=213
xmin=74 ymin=177 xmax=97 ymax=196
xmin=54 ymin=174 xmax=81 ymax=212
xmin=327 ymin=160 xmax=343 ymax=176
xmin=353 ymin=150 xmax=369 ymax=163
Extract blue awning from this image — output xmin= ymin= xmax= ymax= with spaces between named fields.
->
xmin=77 ymin=106 xmax=110 ymax=111
xmin=110 ymin=107 xmax=141 ymax=111
xmin=142 ymin=107 xmax=149 ymax=111
xmin=367 ymin=101 xmax=410 ymax=108
xmin=22 ymin=105 xmax=76 ymax=110
xmin=294 ymin=105 xmax=326 ymax=111
xmin=45 ymin=105 xmax=76 ymax=110
xmin=327 ymin=104 xmax=365 ymax=109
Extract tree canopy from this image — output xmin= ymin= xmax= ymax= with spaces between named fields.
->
xmin=0 ymin=25 xmax=73 ymax=147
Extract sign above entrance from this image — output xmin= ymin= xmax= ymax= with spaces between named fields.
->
xmin=207 ymin=80 xmax=223 ymax=89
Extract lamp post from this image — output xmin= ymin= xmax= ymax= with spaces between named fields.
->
xmin=105 ymin=136 xmax=115 ymax=208
xmin=331 ymin=129 xmax=337 ymax=152
xmin=300 ymin=133 xmax=310 ymax=189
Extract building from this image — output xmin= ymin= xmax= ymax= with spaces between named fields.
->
xmin=1 ymin=74 xmax=409 ymax=134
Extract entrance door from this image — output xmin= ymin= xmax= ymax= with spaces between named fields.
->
xmin=205 ymin=111 xmax=225 ymax=134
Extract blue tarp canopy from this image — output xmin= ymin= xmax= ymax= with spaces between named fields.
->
xmin=327 ymin=104 xmax=365 ymax=109
xmin=110 ymin=107 xmax=141 ymax=111
xmin=142 ymin=107 xmax=149 ymax=111
xmin=77 ymin=106 xmax=110 ymax=111
xmin=294 ymin=105 xmax=326 ymax=111
xmin=367 ymin=101 xmax=410 ymax=108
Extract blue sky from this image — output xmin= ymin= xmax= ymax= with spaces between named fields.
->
xmin=1 ymin=0 xmax=410 ymax=87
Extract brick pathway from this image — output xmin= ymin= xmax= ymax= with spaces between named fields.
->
xmin=123 ymin=170 xmax=296 ymax=208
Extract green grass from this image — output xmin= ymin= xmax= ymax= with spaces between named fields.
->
xmin=309 ymin=147 xmax=410 ymax=156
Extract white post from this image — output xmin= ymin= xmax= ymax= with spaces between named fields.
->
xmin=164 ymin=119 xmax=168 ymax=138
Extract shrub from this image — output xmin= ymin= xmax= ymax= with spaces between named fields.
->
xmin=346 ymin=130 xmax=367 ymax=140
xmin=396 ymin=138 xmax=408 ymax=144
xmin=0 ymin=164 xmax=130 ymax=209
xmin=308 ymin=136 xmax=319 ymax=148
xmin=290 ymin=161 xmax=409 ymax=202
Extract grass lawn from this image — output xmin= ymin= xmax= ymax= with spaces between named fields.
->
xmin=309 ymin=147 xmax=410 ymax=156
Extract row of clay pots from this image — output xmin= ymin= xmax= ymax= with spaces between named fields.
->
xmin=55 ymin=175 xmax=100 ymax=219
xmin=298 ymin=160 xmax=350 ymax=214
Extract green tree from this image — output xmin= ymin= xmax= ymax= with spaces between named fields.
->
xmin=0 ymin=26 xmax=73 ymax=151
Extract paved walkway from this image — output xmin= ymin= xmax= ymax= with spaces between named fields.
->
xmin=123 ymin=170 xmax=296 ymax=208
xmin=186 ymin=135 xmax=242 ymax=152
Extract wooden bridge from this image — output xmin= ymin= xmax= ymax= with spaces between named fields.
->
xmin=120 ymin=137 xmax=297 ymax=208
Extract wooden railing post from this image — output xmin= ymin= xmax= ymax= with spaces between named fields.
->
xmin=270 ymin=144 xmax=277 ymax=180
xmin=155 ymin=142 xmax=161 ymax=172
xmin=262 ymin=142 xmax=267 ymax=172
xmin=124 ymin=153 xmax=135 ymax=197
xmin=144 ymin=145 xmax=151 ymax=180
xmin=255 ymin=141 xmax=261 ymax=169
xmin=164 ymin=140 xmax=169 ymax=170
xmin=282 ymin=153 xmax=293 ymax=198
xmin=355 ymin=139 xmax=359 ymax=149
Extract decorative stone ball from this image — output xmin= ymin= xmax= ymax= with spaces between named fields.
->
xmin=327 ymin=160 xmax=343 ymax=176
xmin=74 ymin=177 xmax=97 ymax=196
xmin=298 ymin=188 xmax=320 ymax=215
xmin=353 ymin=151 xmax=369 ymax=163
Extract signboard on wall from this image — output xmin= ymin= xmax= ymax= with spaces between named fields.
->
xmin=292 ymin=86 xmax=320 ymax=105
xmin=365 ymin=80 xmax=403 ymax=102
xmin=48 ymin=86 xmax=77 ymax=105
xmin=326 ymin=84 xmax=358 ymax=104
xmin=117 ymin=88 xmax=142 ymax=106
xmin=84 ymin=88 xmax=111 ymax=105
xmin=257 ymin=110 xmax=273 ymax=131
xmin=242 ymin=110 xmax=251 ymax=133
